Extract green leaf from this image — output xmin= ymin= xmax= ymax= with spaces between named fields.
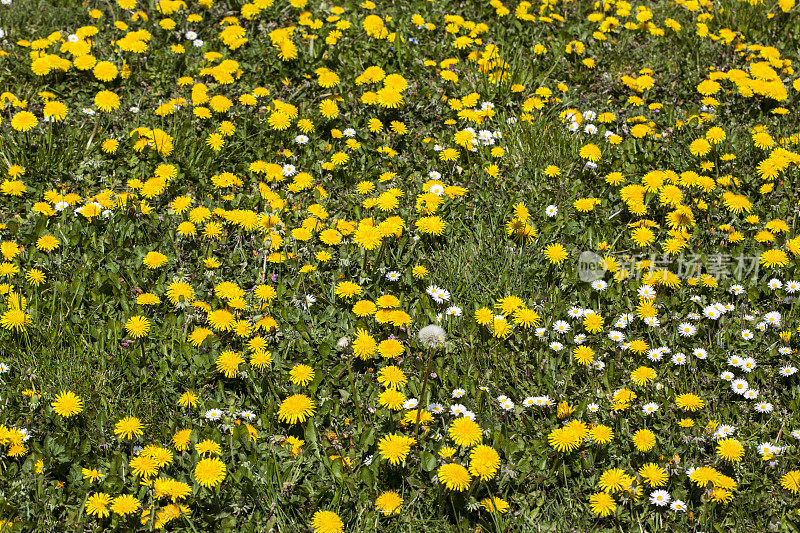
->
xmin=420 ymin=451 xmax=437 ymax=472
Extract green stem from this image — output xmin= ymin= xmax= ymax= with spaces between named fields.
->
xmin=415 ymin=349 xmax=435 ymax=440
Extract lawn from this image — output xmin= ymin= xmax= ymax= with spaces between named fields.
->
xmin=2 ymin=0 xmax=800 ymax=531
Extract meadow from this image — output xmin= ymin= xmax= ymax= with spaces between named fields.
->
xmin=1 ymin=0 xmax=800 ymax=530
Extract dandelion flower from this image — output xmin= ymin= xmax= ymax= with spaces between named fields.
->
xmin=781 ymin=471 xmax=800 ymax=494
xmin=589 ymin=492 xmax=616 ymax=516
xmin=632 ymin=429 xmax=656 ymax=452
xmin=375 ymin=491 xmax=403 ymax=515
xmin=51 ymin=391 xmax=83 ymax=417
xmin=278 ymin=394 xmax=315 ymax=424
xmin=716 ymin=438 xmax=744 ymax=462
xmin=378 ymin=433 xmax=416 ymax=465
xmin=85 ymin=493 xmax=112 ymax=518
xmin=125 ymin=315 xmax=151 ymax=339
xmin=437 ymin=463 xmax=471 ymax=491
xmin=311 ymin=510 xmax=344 ymax=533
xmin=448 ymin=417 xmax=482 ymax=447
xmin=468 ymin=445 xmax=500 ymax=480
xmin=114 ymin=416 xmax=144 ymax=440
xmin=111 ymin=495 xmax=140 ymax=516
xmin=193 ymin=457 xmax=227 ymax=488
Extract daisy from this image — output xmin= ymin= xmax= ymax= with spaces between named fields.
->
xmin=552 ymin=320 xmax=570 ymax=333
xmin=670 ymin=500 xmax=687 ymax=512
xmin=671 ymin=353 xmax=687 ymax=365
xmin=720 ymin=371 xmax=734 ymax=381
xmin=522 ymin=397 xmax=535 ymax=407
xmin=545 ymin=205 xmax=558 ymax=217
xmin=638 ymin=285 xmax=656 ymax=299
xmin=714 ymin=425 xmax=735 ymax=438
xmin=677 ymin=323 xmax=696 ymax=337
xmin=731 ymin=379 xmax=749 ymax=395
xmin=754 ymin=402 xmax=773 ymax=413
xmin=692 ymin=348 xmax=708 ymax=360
xmin=567 ymin=307 xmax=584 ymax=319
xmin=445 ymin=306 xmax=462 ymax=317
xmin=757 ymin=443 xmax=777 ymax=456
xmin=426 ymin=285 xmax=450 ymax=304
xmin=768 ymin=278 xmax=783 ymax=290
xmin=534 ymin=396 xmax=552 ymax=407
xmin=727 ymin=355 xmax=742 ymax=367
xmin=740 ymin=357 xmax=756 ymax=373
xmin=779 ymin=366 xmax=797 ymax=376
xmin=449 ymin=404 xmax=466 ymax=416
xmin=643 ymin=316 xmax=660 ymax=327
xmin=386 ymin=271 xmax=401 ymax=281
xmin=650 ymin=490 xmax=671 ymax=507
xmin=205 ymin=409 xmax=222 ymax=421
xmin=642 ymin=402 xmax=659 ymax=415
xmin=763 ymin=311 xmax=781 ymax=326
xmin=608 ymin=330 xmax=625 ymax=342
xmin=591 ymin=280 xmax=607 ymax=291
xmin=451 ymin=389 xmax=466 ymax=399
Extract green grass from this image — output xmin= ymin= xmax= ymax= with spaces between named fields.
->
xmin=2 ymin=0 xmax=800 ymax=531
